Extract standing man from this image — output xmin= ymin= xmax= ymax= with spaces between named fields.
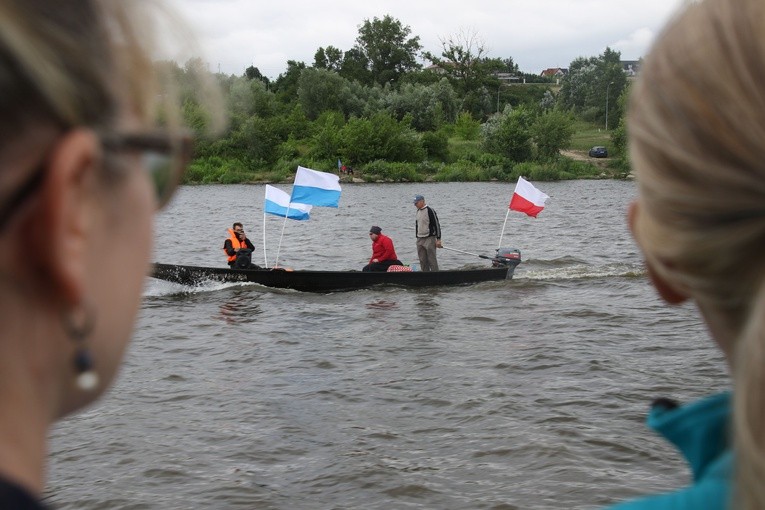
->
xmin=363 ymin=226 xmax=403 ymax=272
xmin=223 ymin=222 xmax=257 ymax=269
xmin=413 ymin=194 xmax=442 ymax=271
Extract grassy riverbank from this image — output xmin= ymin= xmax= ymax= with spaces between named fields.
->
xmin=184 ymin=119 xmax=624 ymax=185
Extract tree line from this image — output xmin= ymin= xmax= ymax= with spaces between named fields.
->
xmin=173 ymin=15 xmax=632 ymax=184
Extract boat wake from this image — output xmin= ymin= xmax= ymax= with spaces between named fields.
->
xmin=143 ymin=277 xmax=257 ymax=297
xmin=516 ymin=258 xmax=645 ymax=281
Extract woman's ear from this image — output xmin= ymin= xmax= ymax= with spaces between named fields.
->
xmin=645 ymin=261 xmax=689 ymax=305
xmin=628 ymin=200 xmax=688 ymax=305
xmin=627 ymin=200 xmax=638 ymax=233
xmin=25 ymin=129 xmax=100 ymax=305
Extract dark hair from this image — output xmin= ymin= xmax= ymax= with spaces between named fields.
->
xmin=233 ymin=222 xmax=243 ymax=229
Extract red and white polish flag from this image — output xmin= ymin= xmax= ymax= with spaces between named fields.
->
xmin=509 ymin=177 xmax=549 ymax=217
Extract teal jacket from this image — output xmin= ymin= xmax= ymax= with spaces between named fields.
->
xmin=608 ymin=392 xmax=732 ymax=509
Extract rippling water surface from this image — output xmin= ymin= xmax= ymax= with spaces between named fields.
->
xmin=46 ymin=181 xmax=728 ymax=509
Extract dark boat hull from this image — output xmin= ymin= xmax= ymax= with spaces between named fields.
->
xmin=151 ymin=263 xmax=516 ymax=292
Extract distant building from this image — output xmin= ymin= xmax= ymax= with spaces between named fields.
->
xmin=540 ymin=67 xmax=568 ymax=78
xmin=494 ymin=72 xmax=520 ymax=84
xmin=537 ymin=62 xmax=641 ymax=81
xmin=539 ymin=68 xmax=567 ymax=84
xmin=621 ymin=60 xmax=641 ymax=76
xmin=425 ymin=63 xmax=448 ymax=75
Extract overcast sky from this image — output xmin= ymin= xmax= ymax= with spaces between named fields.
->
xmin=167 ymin=0 xmax=687 ymax=79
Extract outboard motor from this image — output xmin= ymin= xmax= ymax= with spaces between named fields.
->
xmin=493 ymin=248 xmax=521 ymax=269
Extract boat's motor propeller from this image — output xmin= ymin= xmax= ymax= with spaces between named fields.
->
xmin=492 ymin=248 xmax=521 ymax=268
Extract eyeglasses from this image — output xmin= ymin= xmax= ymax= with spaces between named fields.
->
xmin=0 ymin=129 xmax=193 ymax=233
xmin=0 ymin=159 xmax=47 ymax=232
xmin=100 ymin=130 xmax=193 ymax=209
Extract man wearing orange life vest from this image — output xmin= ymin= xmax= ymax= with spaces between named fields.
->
xmin=223 ymin=222 xmax=256 ymax=268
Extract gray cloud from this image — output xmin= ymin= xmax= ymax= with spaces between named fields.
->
xmin=167 ymin=0 xmax=683 ymax=78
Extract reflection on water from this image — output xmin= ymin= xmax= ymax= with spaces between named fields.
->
xmin=365 ymin=299 xmax=399 ymax=310
xmin=216 ymin=289 xmax=264 ymax=325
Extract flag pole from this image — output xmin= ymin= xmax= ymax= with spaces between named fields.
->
xmin=273 ymin=205 xmax=292 ymax=268
xmin=262 ymin=211 xmax=268 ymax=268
xmin=497 ymin=207 xmax=511 ymax=251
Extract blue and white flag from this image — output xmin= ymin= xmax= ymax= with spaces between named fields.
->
xmin=290 ymin=166 xmax=341 ymax=207
xmin=264 ymin=185 xmax=311 ymax=221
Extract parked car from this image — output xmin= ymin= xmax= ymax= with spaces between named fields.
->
xmin=589 ymin=146 xmax=608 ymax=158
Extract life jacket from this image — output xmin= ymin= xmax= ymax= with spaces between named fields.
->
xmin=224 ymin=228 xmax=246 ymax=263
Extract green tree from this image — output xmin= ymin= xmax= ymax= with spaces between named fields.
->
xmin=461 ymin=86 xmax=496 ymax=120
xmin=610 ymin=84 xmax=632 ymax=167
xmin=182 ymin=98 xmax=210 ymax=133
xmin=558 ymin=47 xmax=627 ymax=126
xmin=399 ymin=68 xmax=442 ymax=87
xmin=354 ymin=15 xmax=422 ymax=86
xmin=501 ymin=57 xmax=519 ymax=75
xmin=155 ymin=58 xmax=226 ymax=135
xmin=272 ymin=60 xmax=306 ymax=104
xmin=454 ymin=112 xmax=481 ymax=140
xmin=284 ymin=103 xmax=310 ymax=140
xmin=314 ymin=46 xmax=343 ymax=71
xmin=611 ymin=117 xmax=627 ymax=164
xmin=609 ymin=73 xmax=631 ymax=133
xmin=539 ymin=90 xmax=556 ymax=111
xmin=421 ymin=130 xmax=449 ymax=161
xmin=227 ymin=76 xmax=278 ymax=123
xmin=531 ymin=110 xmax=574 ymax=160
xmin=424 ymin=29 xmax=505 ymax=95
xmin=339 ymin=48 xmax=371 ymax=84
xmin=298 ymin=68 xmax=380 ymax=120
xmin=222 ymin=116 xmax=284 ymax=166
xmin=310 ymin=111 xmax=345 ymax=159
xmin=558 ymin=56 xmax=598 ymax=112
xmin=383 ymin=79 xmax=458 ymax=131
xmin=343 ymin=80 xmax=385 ymax=118
xmin=482 ymin=106 xmax=534 ymax=162
xmin=244 ymin=65 xmax=259 ymax=80
xmin=313 ymin=47 xmax=328 ymax=69
xmin=339 ymin=112 xmax=424 ymax=164
xmin=297 ymin=68 xmax=346 ymax=120
xmin=600 ymin=48 xmax=627 ymax=130
xmin=501 ymin=84 xmax=551 ymax=111
xmin=244 ymin=65 xmax=270 ymax=86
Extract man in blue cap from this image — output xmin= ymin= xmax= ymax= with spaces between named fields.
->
xmin=413 ymin=194 xmax=442 ymax=271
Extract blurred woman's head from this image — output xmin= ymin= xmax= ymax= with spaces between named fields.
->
xmin=0 ymin=0 xmax=215 ymax=422
xmin=628 ymin=0 xmax=765 ymax=507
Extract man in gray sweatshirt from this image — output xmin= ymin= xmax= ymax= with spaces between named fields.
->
xmin=413 ymin=194 xmax=442 ymax=271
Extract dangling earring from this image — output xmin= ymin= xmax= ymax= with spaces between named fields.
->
xmin=63 ymin=304 xmax=99 ymax=391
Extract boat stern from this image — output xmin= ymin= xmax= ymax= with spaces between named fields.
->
xmin=492 ymin=248 xmax=521 ymax=277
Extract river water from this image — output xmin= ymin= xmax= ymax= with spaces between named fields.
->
xmin=46 ymin=181 xmax=729 ymax=509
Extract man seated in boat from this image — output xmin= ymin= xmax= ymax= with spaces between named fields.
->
xmin=223 ymin=222 xmax=260 ymax=269
xmin=363 ymin=226 xmax=403 ymax=272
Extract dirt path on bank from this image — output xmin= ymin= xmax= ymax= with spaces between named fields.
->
xmin=560 ymin=149 xmax=610 ymax=169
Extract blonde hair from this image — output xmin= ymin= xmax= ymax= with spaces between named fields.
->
xmin=0 ymin=0 xmax=223 ymax=144
xmin=628 ymin=0 xmax=765 ymax=507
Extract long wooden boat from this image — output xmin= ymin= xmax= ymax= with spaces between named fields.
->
xmin=151 ymin=261 xmax=518 ymax=293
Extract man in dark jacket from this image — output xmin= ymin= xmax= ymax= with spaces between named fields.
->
xmin=413 ymin=195 xmax=442 ymax=271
